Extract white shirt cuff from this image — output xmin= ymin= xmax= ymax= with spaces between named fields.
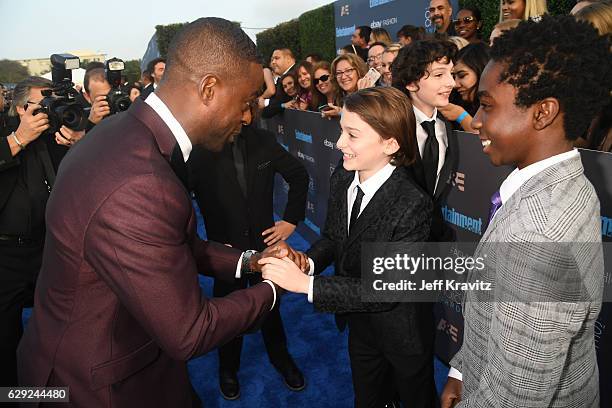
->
xmin=262 ymin=279 xmax=277 ymax=311
xmin=264 ymin=98 xmax=270 ymax=107
xmin=235 ymin=252 xmax=244 ymax=279
xmin=448 ymin=367 xmax=463 ymax=381
xmin=307 ymin=257 xmax=315 ymax=276
xmin=307 ymin=276 xmax=314 ymax=303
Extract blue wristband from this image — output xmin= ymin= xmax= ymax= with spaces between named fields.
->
xmin=456 ymin=111 xmax=469 ymax=124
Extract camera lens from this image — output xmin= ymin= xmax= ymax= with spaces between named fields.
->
xmin=57 ymin=103 xmax=86 ymax=130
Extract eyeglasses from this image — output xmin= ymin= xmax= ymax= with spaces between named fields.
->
xmin=367 ymin=53 xmax=384 ymax=64
xmin=454 ymin=16 xmax=476 ymax=26
xmin=313 ymin=74 xmax=330 ymax=85
xmin=335 ymin=68 xmax=356 ymax=78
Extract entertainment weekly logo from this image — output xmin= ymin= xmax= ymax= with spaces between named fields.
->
xmin=370 ymin=0 xmax=394 ymax=8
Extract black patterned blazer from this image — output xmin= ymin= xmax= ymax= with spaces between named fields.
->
xmin=307 ymin=164 xmax=434 ymax=351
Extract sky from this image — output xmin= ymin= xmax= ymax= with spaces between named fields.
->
xmin=0 ymin=0 xmax=333 ymax=61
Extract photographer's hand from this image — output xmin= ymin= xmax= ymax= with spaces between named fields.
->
xmin=89 ymin=95 xmax=111 ymax=124
xmin=55 ymin=125 xmax=85 ymax=147
xmin=9 ymin=104 xmax=49 ymax=156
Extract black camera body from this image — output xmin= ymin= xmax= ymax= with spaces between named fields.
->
xmin=34 ymin=53 xmax=87 ymax=134
xmin=105 ymin=58 xmax=131 ymax=114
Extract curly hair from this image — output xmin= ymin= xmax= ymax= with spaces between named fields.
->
xmin=391 ymin=39 xmax=457 ymax=98
xmin=490 ymin=14 xmax=612 ymax=140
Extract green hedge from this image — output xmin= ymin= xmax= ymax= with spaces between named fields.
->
xmin=298 ymin=3 xmax=337 ymax=63
xmin=256 ymin=19 xmax=301 ymax=65
xmin=156 ymin=23 xmax=188 ymax=58
xmin=459 ymin=0 xmax=574 ymax=39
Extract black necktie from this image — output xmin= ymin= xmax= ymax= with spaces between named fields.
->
xmin=421 ymin=120 xmax=439 ymax=196
xmin=349 ymin=186 xmax=364 ymax=233
xmin=232 ymin=134 xmax=248 ymax=197
xmin=170 ymin=143 xmax=189 ymax=190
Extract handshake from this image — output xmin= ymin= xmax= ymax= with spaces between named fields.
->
xmin=250 ymin=242 xmax=312 ymax=295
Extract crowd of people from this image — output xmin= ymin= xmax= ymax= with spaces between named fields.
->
xmin=0 ymin=1 xmax=611 ymax=407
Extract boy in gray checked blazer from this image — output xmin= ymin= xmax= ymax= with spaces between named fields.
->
xmin=441 ymin=15 xmax=612 ymax=408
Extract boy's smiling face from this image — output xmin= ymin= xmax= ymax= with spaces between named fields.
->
xmin=473 ymin=61 xmax=540 ymax=169
xmin=407 ymin=59 xmax=455 ymax=116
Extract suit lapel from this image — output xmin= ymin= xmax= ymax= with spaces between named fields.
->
xmin=333 ymin=166 xmax=353 ymax=242
xmin=344 ymin=168 xmax=401 ymax=249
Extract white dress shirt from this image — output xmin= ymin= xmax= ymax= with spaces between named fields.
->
xmin=307 ymin=163 xmax=396 ymax=303
xmin=413 ymin=105 xmax=448 ymax=191
xmin=448 ymin=148 xmax=580 ymax=382
xmin=144 ymin=93 xmax=276 ymax=309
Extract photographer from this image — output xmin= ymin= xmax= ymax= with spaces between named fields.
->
xmin=83 ymin=67 xmax=111 ymax=129
xmin=0 ymin=76 xmax=74 ymax=387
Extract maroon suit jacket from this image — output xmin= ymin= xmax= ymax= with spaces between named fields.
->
xmin=17 ymin=99 xmax=274 ymax=407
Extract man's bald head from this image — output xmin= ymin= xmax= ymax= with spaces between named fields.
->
xmin=165 ymin=17 xmax=261 ymax=84
xmin=270 ymin=48 xmax=296 ymax=76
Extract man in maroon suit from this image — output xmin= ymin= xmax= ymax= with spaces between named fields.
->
xmin=17 ymin=18 xmax=294 ymax=407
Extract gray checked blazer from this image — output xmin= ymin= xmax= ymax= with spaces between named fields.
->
xmin=451 ymin=154 xmax=604 ymax=407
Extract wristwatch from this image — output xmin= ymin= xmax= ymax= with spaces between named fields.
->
xmin=241 ymin=250 xmax=258 ymax=274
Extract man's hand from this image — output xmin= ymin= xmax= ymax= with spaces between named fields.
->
xmin=260 ymin=257 xmax=310 ymax=294
xmin=15 ymin=104 xmax=49 ymax=145
xmin=440 ymin=377 xmax=462 ymax=408
xmin=55 ymin=125 xmax=85 ymax=147
xmin=88 ymin=95 xmax=111 ymax=124
xmin=262 ymin=220 xmax=296 ymax=246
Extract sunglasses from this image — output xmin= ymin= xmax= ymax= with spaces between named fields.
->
xmin=454 ymin=16 xmax=476 ymax=25
xmin=313 ymin=74 xmax=330 ymax=85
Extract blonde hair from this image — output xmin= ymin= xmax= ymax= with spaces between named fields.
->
xmin=494 ymin=18 xmax=522 ymax=31
xmin=575 ymin=1 xmax=612 ymax=35
xmin=499 ymin=0 xmax=548 ymax=22
xmin=370 ymin=28 xmax=392 ymax=46
xmin=448 ymin=36 xmax=470 ymax=50
xmin=384 ymin=43 xmax=402 ymax=55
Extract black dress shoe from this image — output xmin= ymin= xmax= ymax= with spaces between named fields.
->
xmin=219 ymin=369 xmax=240 ymax=400
xmin=273 ymin=357 xmax=306 ymax=392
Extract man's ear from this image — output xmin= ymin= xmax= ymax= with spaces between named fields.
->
xmin=198 ymin=74 xmax=219 ymax=106
xmin=533 ymin=97 xmax=560 ymax=131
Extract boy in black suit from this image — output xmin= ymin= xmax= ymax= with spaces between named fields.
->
xmin=189 ymin=106 xmax=308 ymax=400
xmin=392 ymin=39 xmax=459 ymax=242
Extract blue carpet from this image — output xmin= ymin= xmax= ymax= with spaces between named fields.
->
xmin=21 ymin=206 xmax=449 ymax=407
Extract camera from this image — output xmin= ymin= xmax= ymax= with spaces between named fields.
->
xmin=34 ymin=53 xmax=87 ymax=134
xmin=105 ymin=57 xmax=131 ymax=114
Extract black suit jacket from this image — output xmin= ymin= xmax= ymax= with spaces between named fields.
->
xmin=406 ymin=115 xmax=458 ymax=242
xmin=261 ymin=71 xmax=293 ymax=119
xmin=0 ymin=125 xmax=67 ymax=232
xmin=307 ymin=165 xmax=434 ymax=352
xmin=140 ymin=83 xmax=155 ymax=100
xmin=189 ymin=125 xmax=308 ymax=251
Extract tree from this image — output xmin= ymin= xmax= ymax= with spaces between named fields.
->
xmin=123 ymin=59 xmax=142 ymax=83
xmin=0 ymin=60 xmax=29 ymax=84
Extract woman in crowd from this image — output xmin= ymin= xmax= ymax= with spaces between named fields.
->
xmin=499 ymin=0 xmax=548 ymax=21
xmin=489 ymin=18 xmax=521 ymax=45
xmin=439 ymin=42 xmax=490 ymax=133
xmin=368 ymin=27 xmax=392 ymax=46
xmin=257 ymin=66 xmax=276 ymax=108
xmin=380 ymin=43 xmax=401 ymax=87
xmin=278 ymin=71 xmax=308 ymax=111
xmin=574 ymin=0 xmax=612 ymax=34
xmin=323 ymin=54 xmax=368 ymax=118
xmin=259 ymin=87 xmax=436 ymax=408
xmin=311 ymin=61 xmax=340 ymax=111
xmin=295 ymin=61 xmax=314 ymax=110
xmin=454 ymin=6 xmax=483 ymax=43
